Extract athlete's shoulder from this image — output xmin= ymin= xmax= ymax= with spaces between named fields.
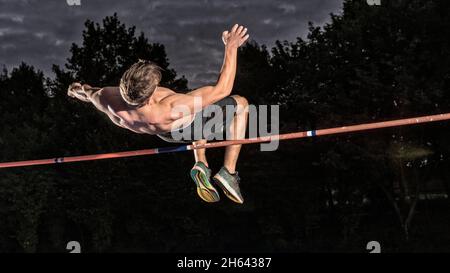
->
xmin=155 ymin=86 xmax=177 ymax=94
xmin=154 ymin=86 xmax=182 ymax=104
xmin=99 ymin=86 xmax=120 ymax=95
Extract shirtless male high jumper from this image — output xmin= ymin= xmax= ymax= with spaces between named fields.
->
xmin=67 ymin=24 xmax=250 ymax=204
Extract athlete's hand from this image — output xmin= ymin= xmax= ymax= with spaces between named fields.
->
xmin=67 ymin=82 xmax=83 ymax=98
xmin=222 ymin=24 xmax=249 ymax=49
xmin=67 ymin=82 xmax=90 ymax=102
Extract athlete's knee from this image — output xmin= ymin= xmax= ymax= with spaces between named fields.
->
xmin=192 ymin=139 xmax=207 ymax=145
xmin=231 ymin=95 xmax=249 ymax=107
xmin=230 ymin=96 xmax=249 ymax=118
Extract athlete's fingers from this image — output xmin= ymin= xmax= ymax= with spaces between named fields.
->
xmin=241 ymin=34 xmax=250 ymax=44
xmin=231 ymin=24 xmax=239 ymax=33
xmin=240 ymin=28 xmax=248 ymax=37
xmin=236 ymin=25 xmax=244 ymax=35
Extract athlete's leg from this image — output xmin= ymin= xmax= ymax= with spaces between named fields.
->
xmin=213 ymin=95 xmax=248 ymax=204
xmin=193 ymin=139 xmax=208 ymax=167
xmin=223 ymin=95 xmax=249 ymax=174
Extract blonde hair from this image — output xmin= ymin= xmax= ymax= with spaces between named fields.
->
xmin=119 ymin=60 xmax=162 ymax=107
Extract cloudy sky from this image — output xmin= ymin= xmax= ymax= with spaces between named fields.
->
xmin=0 ymin=0 xmax=342 ymax=88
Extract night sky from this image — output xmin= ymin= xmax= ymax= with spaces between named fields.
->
xmin=0 ymin=0 xmax=342 ymax=88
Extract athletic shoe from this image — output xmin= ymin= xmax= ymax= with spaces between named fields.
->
xmin=213 ymin=167 xmax=244 ymax=204
xmin=190 ymin=162 xmax=220 ymax=203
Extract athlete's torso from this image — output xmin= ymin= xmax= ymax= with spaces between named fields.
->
xmin=91 ymin=86 xmax=194 ymax=134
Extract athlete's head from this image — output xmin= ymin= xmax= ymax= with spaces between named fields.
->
xmin=119 ymin=60 xmax=162 ymax=107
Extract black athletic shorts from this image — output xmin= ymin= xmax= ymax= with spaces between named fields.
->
xmin=157 ymin=96 xmax=238 ymax=143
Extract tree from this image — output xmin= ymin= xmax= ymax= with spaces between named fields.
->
xmin=234 ymin=42 xmax=276 ymax=105
xmin=55 ymin=13 xmax=187 ymax=91
xmin=0 ymin=63 xmax=52 ymax=252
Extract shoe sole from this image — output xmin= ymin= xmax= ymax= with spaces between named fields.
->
xmin=213 ymin=174 xmax=244 ymax=204
xmin=190 ymin=166 xmax=220 ymax=203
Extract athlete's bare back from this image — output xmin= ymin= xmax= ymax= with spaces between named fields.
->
xmin=87 ymin=86 xmax=195 ymax=135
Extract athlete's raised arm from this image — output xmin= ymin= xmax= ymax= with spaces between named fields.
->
xmin=165 ymin=24 xmax=249 ymax=113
